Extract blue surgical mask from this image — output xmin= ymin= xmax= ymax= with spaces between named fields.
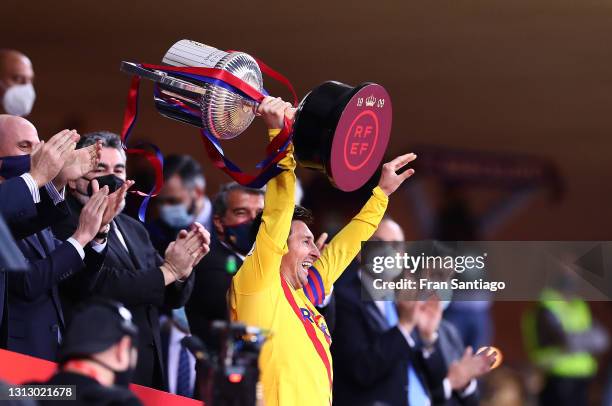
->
xmin=0 ymin=154 xmax=30 ymax=179
xmin=159 ymin=204 xmax=194 ymax=229
xmin=224 ymin=220 xmax=255 ymax=256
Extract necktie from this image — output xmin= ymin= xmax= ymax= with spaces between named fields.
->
xmin=382 ymin=301 xmax=430 ymax=406
xmin=176 ymin=344 xmax=192 ymax=397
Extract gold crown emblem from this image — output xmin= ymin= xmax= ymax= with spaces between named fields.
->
xmin=365 ymin=95 xmax=376 ymax=107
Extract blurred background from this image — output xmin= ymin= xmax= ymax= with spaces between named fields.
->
xmin=2 ymin=0 xmax=611 ymax=403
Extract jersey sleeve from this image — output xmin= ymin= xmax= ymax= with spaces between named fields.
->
xmin=310 ymin=186 xmax=388 ymax=297
xmin=232 ymin=129 xmax=296 ymax=294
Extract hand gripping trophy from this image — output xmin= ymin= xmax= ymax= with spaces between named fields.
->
xmin=121 ymin=39 xmax=392 ymax=191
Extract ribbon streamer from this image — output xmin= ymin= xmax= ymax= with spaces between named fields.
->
xmin=120 ymin=56 xmax=298 ymax=218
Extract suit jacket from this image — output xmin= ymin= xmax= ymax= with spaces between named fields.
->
xmin=1 ymin=178 xmax=71 ymax=343
xmin=0 ymin=177 xmax=37 ymax=240
xmin=51 ymin=195 xmax=195 ymax=390
xmin=415 ymin=321 xmax=479 ymax=406
xmin=184 ymin=237 xmax=242 ymax=352
xmin=332 ymin=271 xmax=445 ymax=406
xmin=7 ymin=227 xmax=103 ymax=361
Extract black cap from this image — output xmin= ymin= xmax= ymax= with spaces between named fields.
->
xmin=58 ymin=298 xmax=139 ymax=362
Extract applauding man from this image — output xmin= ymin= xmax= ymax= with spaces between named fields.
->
xmin=0 ymin=115 xmax=109 ymax=361
xmin=52 ymin=131 xmax=210 ymax=390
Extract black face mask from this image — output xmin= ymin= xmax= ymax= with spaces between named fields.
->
xmin=224 ymin=220 xmax=256 ymax=256
xmin=85 ymin=355 xmax=135 ymax=388
xmin=112 ymin=365 xmax=135 ymax=388
xmin=86 ymin=174 xmax=125 ymax=196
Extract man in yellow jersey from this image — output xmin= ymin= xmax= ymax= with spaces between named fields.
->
xmin=229 ymin=96 xmax=416 ymax=406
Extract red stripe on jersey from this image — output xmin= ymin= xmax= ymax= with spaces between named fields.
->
xmin=280 ymin=278 xmax=333 ymax=391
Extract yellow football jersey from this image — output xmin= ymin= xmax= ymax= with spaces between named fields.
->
xmin=230 ymin=131 xmax=388 ymax=405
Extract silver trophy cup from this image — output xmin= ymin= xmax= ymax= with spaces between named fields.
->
xmin=121 ymin=39 xmax=263 ymax=140
xmin=121 ymin=39 xmax=393 ymax=192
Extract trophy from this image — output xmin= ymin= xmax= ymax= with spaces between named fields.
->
xmin=121 ymin=39 xmax=392 ymax=192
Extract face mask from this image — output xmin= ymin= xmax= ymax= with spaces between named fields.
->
xmin=2 ymin=83 xmax=36 ymax=117
xmin=87 ymin=174 xmax=125 ymax=196
xmin=113 ymin=364 xmax=135 ymax=388
xmin=0 ymin=154 xmax=30 ymax=179
xmin=86 ymin=354 xmax=135 ymax=387
xmin=224 ymin=220 xmax=255 ymax=256
xmin=160 ymin=204 xmax=194 ymax=229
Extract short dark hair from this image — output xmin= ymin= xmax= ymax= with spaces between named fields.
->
xmin=213 ymin=182 xmax=265 ymax=218
xmin=163 ymin=154 xmax=205 ymax=189
xmin=76 ymin=131 xmax=126 ymax=161
xmin=249 ymin=205 xmax=314 ymax=243
xmin=292 ymin=205 xmax=313 ymax=226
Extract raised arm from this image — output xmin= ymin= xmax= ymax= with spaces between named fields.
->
xmin=233 ymin=97 xmax=296 ymax=294
xmin=313 ymin=153 xmax=417 ymax=293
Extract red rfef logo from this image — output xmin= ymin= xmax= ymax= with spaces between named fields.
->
xmin=343 ymin=110 xmax=380 ymax=171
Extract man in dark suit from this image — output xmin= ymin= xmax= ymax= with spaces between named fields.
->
xmin=7 ymin=187 xmax=109 ymax=361
xmin=332 ymin=219 xmax=494 ymax=406
xmin=184 ymin=182 xmax=264 ymax=350
xmin=333 ymin=266 xmax=443 ymax=406
xmin=0 ymin=115 xmax=111 ymax=360
xmin=52 ymin=131 xmax=211 ymax=390
xmin=0 ymin=115 xmax=102 ymax=346
xmin=414 ymin=297 xmax=493 ymax=406
xmin=159 ymin=309 xmax=197 ymax=398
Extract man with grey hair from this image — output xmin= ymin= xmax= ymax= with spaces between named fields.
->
xmin=0 ymin=49 xmax=36 ymax=117
xmin=52 ymin=130 xmax=211 ymax=390
xmin=185 ymin=181 xmax=264 ymax=350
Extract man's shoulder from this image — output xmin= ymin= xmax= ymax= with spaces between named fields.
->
xmin=81 ymin=385 xmax=143 ymax=406
xmin=40 ymin=372 xmax=142 ymax=406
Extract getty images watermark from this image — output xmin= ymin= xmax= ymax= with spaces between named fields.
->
xmin=370 ymin=250 xmax=506 ymax=292
xmin=360 ymin=241 xmax=612 ymax=301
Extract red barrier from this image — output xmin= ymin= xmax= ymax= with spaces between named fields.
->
xmin=0 ymin=349 xmax=202 ymax=406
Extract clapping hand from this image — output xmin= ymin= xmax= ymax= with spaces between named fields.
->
xmin=30 ymin=129 xmax=79 ymax=187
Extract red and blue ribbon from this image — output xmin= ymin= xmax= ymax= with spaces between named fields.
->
xmin=120 ymin=56 xmax=297 ymax=220
xmin=304 ymin=265 xmax=325 ymax=307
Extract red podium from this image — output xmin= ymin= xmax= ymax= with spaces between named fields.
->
xmin=0 ymin=349 xmax=202 ymax=405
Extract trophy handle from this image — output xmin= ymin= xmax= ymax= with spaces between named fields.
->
xmin=121 ymin=61 xmax=262 ymax=114
xmin=120 ymin=61 xmax=207 ymax=95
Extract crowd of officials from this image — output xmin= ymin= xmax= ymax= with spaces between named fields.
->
xmin=0 ymin=48 xmax=609 ymax=406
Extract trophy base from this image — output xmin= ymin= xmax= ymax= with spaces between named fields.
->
xmin=293 ymin=81 xmax=392 ymax=192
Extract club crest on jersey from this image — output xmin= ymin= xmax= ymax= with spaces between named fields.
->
xmin=300 ymin=307 xmax=332 ymax=344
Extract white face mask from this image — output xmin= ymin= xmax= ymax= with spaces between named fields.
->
xmin=2 ymin=83 xmax=36 ymax=116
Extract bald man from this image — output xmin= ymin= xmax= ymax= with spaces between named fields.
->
xmin=0 ymin=50 xmax=35 ymax=117
xmin=0 ymin=115 xmax=98 ymax=237
xmin=0 ymin=115 xmax=118 ymax=360
xmin=0 ymin=115 xmax=76 ymax=346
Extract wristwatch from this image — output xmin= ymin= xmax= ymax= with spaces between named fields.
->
xmin=95 ymin=224 xmax=111 ymax=240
